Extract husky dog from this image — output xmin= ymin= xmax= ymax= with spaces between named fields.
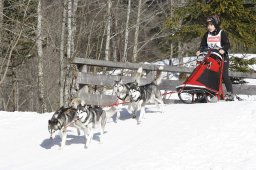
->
xmin=75 ymin=104 xmax=116 ymax=148
xmin=69 ymin=98 xmax=82 ymax=109
xmin=128 ymin=69 xmax=164 ymax=124
xmin=113 ymin=67 xmax=143 ymax=119
xmin=48 ymin=106 xmax=81 ymax=149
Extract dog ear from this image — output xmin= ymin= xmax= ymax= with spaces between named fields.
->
xmin=81 ymin=100 xmax=86 ymax=106
xmin=134 ymin=80 xmax=138 ymax=86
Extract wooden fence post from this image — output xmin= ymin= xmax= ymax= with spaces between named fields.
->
xmin=78 ymin=65 xmax=89 ymax=98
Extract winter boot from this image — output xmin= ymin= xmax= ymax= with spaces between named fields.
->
xmin=224 ymin=92 xmax=234 ymax=101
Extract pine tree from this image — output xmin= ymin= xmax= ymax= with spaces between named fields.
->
xmin=229 ymin=55 xmax=256 ymax=84
xmin=165 ymin=0 xmax=256 ymax=52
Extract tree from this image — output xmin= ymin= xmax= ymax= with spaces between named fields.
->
xmin=37 ymin=0 xmax=47 ymax=113
xmin=123 ymin=0 xmax=131 ymax=62
xmin=60 ymin=0 xmax=67 ymax=107
xmin=229 ymin=55 xmax=256 ymax=84
xmin=64 ymin=0 xmax=79 ymax=106
xmin=165 ymin=0 xmax=256 ymax=52
xmin=0 ymin=0 xmax=36 ymax=111
xmin=0 ymin=0 xmax=3 ymax=55
xmin=105 ymin=0 xmax=112 ymax=61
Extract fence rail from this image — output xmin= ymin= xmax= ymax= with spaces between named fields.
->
xmin=73 ymin=57 xmax=256 ymax=79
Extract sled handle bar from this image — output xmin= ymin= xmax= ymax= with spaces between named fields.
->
xmin=199 ymin=50 xmax=223 ymax=60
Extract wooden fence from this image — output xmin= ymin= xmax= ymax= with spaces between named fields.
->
xmin=72 ymin=57 xmax=256 ymax=106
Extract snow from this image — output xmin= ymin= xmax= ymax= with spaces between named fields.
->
xmin=1 ymin=101 xmax=256 ymax=170
xmin=1 ymin=54 xmax=255 ymax=170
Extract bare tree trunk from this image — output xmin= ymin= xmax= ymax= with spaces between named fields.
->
xmin=16 ymin=81 xmax=19 ymax=111
xmin=178 ymin=41 xmax=183 ymax=65
xmin=37 ymin=0 xmax=47 ymax=113
xmin=67 ymin=0 xmax=72 ymax=60
xmin=63 ymin=0 xmax=73 ymax=106
xmin=112 ymin=0 xmax=119 ymax=62
xmin=132 ymin=0 xmax=142 ymax=62
xmin=71 ymin=0 xmax=79 ymax=56
xmin=123 ymin=0 xmax=131 ymax=62
xmin=0 ymin=0 xmax=3 ymax=55
xmin=64 ymin=0 xmax=79 ymax=106
xmin=4 ymin=86 xmax=14 ymax=111
xmin=112 ymin=27 xmax=117 ymax=61
xmin=168 ymin=0 xmax=174 ymax=67
xmin=97 ymin=23 xmax=106 ymax=60
xmin=11 ymin=65 xmax=16 ymax=111
xmin=169 ymin=43 xmax=173 ymax=66
xmin=105 ymin=0 xmax=112 ymax=61
xmin=13 ymin=76 xmax=20 ymax=112
xmin=85 ymin=20 xmax=94 ymax=58
xmin=60 ymin=0 xmax=67 ymax=107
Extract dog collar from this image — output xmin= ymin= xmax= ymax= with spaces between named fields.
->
xmin=117 ymin=93 xmax=128 ymax=101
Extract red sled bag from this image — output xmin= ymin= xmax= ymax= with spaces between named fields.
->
xmin=176 ymin=49 xmax=224 ymax=104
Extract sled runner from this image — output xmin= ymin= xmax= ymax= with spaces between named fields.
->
xmin=176 ymin=48 xmax=224 ymax=104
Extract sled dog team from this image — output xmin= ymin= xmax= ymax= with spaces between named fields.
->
xmin=48 ymin=67 xmax=165 ymax=149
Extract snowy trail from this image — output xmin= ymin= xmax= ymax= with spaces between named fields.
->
xmin=1 ymin=101 xmax=256 ymax=170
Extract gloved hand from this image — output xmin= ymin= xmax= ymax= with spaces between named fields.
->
xmin=196 ymin=51 xmax=200 ymax=56
xmin=219 ymin=49 xmax=225 ymax=54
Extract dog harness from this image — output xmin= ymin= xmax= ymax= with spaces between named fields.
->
xmin=117 ymin=92 xmax=128 ymax=101
xmin=130 ymin=85 xmax=152 ymax=102
xmin=116 ymin=83 xmax=132 ymax=101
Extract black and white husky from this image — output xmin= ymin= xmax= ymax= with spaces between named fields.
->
xmin=70 ymin=98 xmax=117 ymax=148
xmin=128 ymin=69 xmax=164 ymax=124
xmin=48 ymin=106 xmax=81 ymax=149
xmin=75 ymin=103 xmax=116 ymax=148
xmin=113 ymin=67 xmax=143 ymax=119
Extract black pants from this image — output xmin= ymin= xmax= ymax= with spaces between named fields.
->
xmin=222 ymin=56 xmax=233 ymax=93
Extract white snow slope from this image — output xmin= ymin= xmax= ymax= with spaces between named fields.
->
xmin=1 ymin=101 xmax=256 ymax=170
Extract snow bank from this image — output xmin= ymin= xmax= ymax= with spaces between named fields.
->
xmin=1 ymin=101 xmax=256 ymax=170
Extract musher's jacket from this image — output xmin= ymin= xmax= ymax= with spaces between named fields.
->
xmin=199 ymin=29 xmax=230 ymax=56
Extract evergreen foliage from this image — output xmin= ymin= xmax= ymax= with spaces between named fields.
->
xmin=230 ymin=55 xmax=256 ymax=84
xmin=165 ymin=0 xmax=256 ymax=51
xmin=230 ymin=56 xmax=256 ymax=73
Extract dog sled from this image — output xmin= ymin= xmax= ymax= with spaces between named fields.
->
xmin=176 ymin=48 xmax=224 ymax=104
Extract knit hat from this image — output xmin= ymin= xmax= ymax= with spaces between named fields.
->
xmin=206 ymin=15 xmax=220 ymax=28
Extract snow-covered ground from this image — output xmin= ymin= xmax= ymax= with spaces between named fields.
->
xmin=1 ymin=54 xmax=255 ymax=170
xmin=1 ymin=101 xmax=256 ymax=170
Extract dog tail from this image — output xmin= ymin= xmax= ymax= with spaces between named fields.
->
xmin=153 ymin=66 xmax=163 ymax=85
xmin=134 ymin=67 xmax=143 ymax=84
xmin=105 ymin=107 xmax=117 ymax=118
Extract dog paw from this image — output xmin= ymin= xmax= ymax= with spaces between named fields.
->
xmin=84 ymin=145 xmax=89 ymax=149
